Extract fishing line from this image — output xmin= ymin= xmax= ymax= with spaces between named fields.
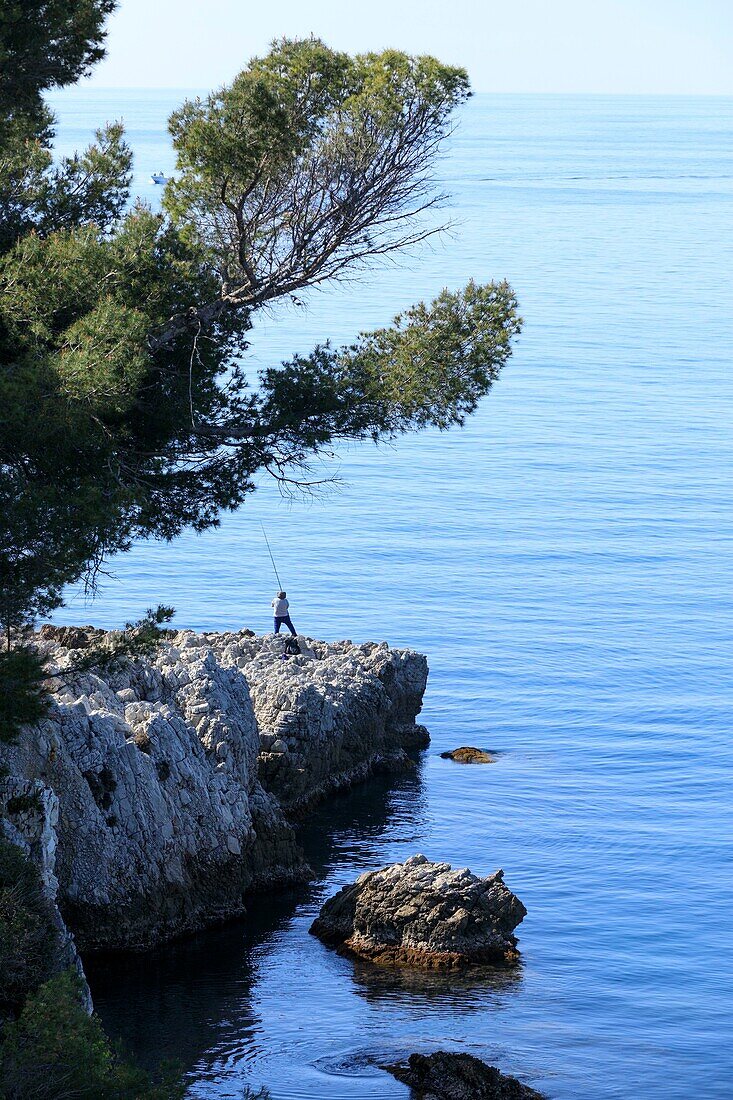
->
xmin=260 ymin=522 xmax=284 ymax=591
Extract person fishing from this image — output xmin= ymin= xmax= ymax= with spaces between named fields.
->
xmin=261 ymin=523 xmax=298 ymax=638
xmin=271 ymin=591 xmax=297 ymax=636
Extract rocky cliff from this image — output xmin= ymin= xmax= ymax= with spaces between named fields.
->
xmin=0 ymin=628 xmax=429 ymax=953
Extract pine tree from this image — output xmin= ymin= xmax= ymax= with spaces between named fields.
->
xmin=0 ymin=8 xmax=521 ymax=643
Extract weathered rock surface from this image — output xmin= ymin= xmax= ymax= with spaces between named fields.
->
xmin=440 ymin=746 xmax=494 ymax=764
xmin=384 ymin=1052 xmax=545 ymax=1099
xmin=0 ymin=628 xmax=429 ymax=951
xmin=215 ymin=633 xmax=429 ymax=811
xmin=310 ymin=854 xmax=526 ymax=969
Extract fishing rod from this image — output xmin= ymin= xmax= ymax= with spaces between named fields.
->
xmin=260 ymin=522 xmax=284 ymax=591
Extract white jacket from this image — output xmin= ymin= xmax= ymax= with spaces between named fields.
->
xmin=272 ymin=597 xmax=289 ymax=617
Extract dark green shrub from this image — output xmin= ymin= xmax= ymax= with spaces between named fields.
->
xmin=0 ymin=838 xmax=57 ymax=1009
xmin=0 ymin=648 xmax=48 ymax=744
xmin=0 ymin=971 xmax=186 ymax=1099
xmin=5 ymin=794 xmax=42 ymax=817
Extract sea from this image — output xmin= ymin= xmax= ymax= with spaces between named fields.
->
xmin=46 ymin=89 xmax=733 ymax=1099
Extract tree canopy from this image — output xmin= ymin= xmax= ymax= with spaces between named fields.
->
xmin=0 ymin=21 xmax=521 ymax=644
xmin=0 ymin=0 xmax=116 ymax=128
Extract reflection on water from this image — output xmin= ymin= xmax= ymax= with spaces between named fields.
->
xmin=86 ymin=913 xmax=263 ymax=1072
xmin=88 ymin=763 xmax=547 ymax=1099
xmin=346 ymin=952 xmax=522 ymax=1012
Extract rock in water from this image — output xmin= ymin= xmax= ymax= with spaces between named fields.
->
xmin=384 ymin=1052 xmax=545 ymax=1099
xmin=440 ymin=746 xmax=494 ymax=764
xmin=310 ymin=854 xmax=526 ymax=969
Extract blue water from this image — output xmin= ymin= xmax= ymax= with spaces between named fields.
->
xmin=46 ymin=90 xmax=733 ymax=1098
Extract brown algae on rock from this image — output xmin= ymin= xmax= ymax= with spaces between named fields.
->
xmin=440 ymin=746 xmax=494 ymax=764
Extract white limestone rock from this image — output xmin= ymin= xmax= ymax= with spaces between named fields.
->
xmin=210 ymin=631 xmax=430 ymax=810
xmin=1 ymin=631 xmax=305 ymax=950
xmin=0 ymin=626 xmax=430 ymax=951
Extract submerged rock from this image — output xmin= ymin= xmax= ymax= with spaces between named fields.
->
xmin=440 ymin=746 xmax=494 ymax=764
xmin=310 ymin=854 xmax=526 ymax=969
xmin=384 ymin=1052 xmax=545 ymax=1099
xmin=0 ymin=629 xmax=430 ymax=952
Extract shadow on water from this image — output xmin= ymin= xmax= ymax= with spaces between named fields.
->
xmin=85 ymin=760 xmax=431 ymax=1073
xmin=296 ymin=759 xmax=429 ymax=875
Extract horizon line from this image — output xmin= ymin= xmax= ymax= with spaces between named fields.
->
xmin=51 ymin=86 xmax=733 ymax=98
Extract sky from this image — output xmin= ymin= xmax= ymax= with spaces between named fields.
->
xmin=85 ymin=0 xmax=733 ymax=94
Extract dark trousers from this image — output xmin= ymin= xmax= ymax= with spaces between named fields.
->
xmin=274 ymin=615 xmax=297 ymax=636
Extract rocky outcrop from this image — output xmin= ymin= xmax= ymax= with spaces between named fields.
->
xmin=0 ymin=628 xmax=429 ymax=952
xmin=310 ymin=854 xmax=526 ymax=969
xmin=1 ymin=631 xmax=305 ymax=951
xmin=384 ymin=1052 xmax=545 ymax=1099
xmin=440 ymin=747 xmax=494 ymax=764
xmin=216 ymin=633 xmax=429 ymax=811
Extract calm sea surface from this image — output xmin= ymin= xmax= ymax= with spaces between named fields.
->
xmin=47 ymin=90 xmax=733 ymax=1098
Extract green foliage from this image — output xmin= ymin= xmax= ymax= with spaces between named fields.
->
xmin=353 ymin=280 xmax=521 ymax=430
xmin=168 ymin=37 xmax=352 ymax=201
xmin=0 ymin=971 xmax=186 ymax=1099
xmin=4 ymin=794 xmax=42 ymax=816
xmin=0 ymin=838 xmax=57 ymax=1009
xmin=0 ymin=837 xmax=185 ymax=1092
xmin=0 ymin=1 xmax=117 ymax=129
xmin=0 ymin=122 xmax=132 ymax=254
xmin=0 ymin=649 xmax=48 ymax=745
xmin=0 ymin=203 xmax=227 ymax=628
xmin=257 ymin=281 xmax=521 ymax=456
xmin=165 ymin=37 xmax=470 ymax=304
xmin=112 ymin=604 xmax=177 ymax=658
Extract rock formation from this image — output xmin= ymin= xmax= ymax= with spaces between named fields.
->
xmin=384 ymin=1052 xmax=545 ymax=1099
xmin=0 ymin=628 xmax=430 ymax=952
xmin=220 ymin=633 xmax=429 ymax=811
xmin=440 ymin=746 xmax=494 ymax=764
xmin=310 ymin=854 xmax=526 ymax=969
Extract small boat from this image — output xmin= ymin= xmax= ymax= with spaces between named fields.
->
xmin=150 ymin=171 xmax=168 ymax=185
